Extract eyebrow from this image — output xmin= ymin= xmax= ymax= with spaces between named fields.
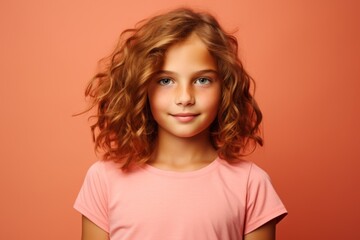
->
xmin=155 ymin=69 xmax=219 ymax=76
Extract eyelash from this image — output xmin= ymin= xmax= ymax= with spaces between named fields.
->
xmin=158 ymin=78 xmax=174 ymax=85
xmin=158 ymin=77 xmax=212 ymax=86
xmin=194 ymin=77 xmax=211 ymax=85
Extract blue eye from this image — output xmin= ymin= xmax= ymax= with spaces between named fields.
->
xmin=158 ymin=78 xmax=173 ymax=85
xmin=195 ymin=77 xmax=211 ymax=85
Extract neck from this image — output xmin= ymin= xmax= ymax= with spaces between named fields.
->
xmin=149 ymin=130 xmax=217 ymax=171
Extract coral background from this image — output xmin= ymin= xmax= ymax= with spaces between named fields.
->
xmin=1 ymin=0 xmax=359 ymax=239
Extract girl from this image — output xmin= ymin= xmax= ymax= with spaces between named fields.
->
xmin=75 ymin=8 xmax=287 ymax=240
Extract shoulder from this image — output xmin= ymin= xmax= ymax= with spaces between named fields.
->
xmin=217 ymin=158 xmax=287 ymax=234
xmin=83 ymin=160 xmax=150 ymax=191
xmin=82 ymin=160 xmax=125 ymax=186
xmin=86 ymin=160 xmax=124 ymax=176
xmin=216 ymin=158 xmax=276 ymax=196
xmin=217 ymin=157 xmax=269 ymax=180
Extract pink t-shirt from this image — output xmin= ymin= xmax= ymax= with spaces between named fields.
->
xmin=74 ymin=158 xmax=287 ymax=239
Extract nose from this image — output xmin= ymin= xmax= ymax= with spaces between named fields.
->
xmin=175 ymin=84 xmax=195 ymax=106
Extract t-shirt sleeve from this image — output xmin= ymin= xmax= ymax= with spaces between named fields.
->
xmin=244 ymin=163 xmax=288 ymax=234
xmin=74 ymin=161 xmax=109 ymax=232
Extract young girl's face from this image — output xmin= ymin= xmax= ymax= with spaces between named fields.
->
xmin=148 ymin=33 xmax=221 ymax=140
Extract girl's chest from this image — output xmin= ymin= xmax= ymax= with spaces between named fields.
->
xmin=107 ymin=174 xmax=246 ymax=239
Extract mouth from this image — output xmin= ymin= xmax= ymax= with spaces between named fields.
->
xmin=170 ymin=113 xmax=200 ymax=122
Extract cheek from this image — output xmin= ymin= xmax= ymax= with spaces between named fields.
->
xmin=148 ymin=89 xmax=170 ymax=116
xmin=206 ymin=99 xmax=220 ymax=116
xmin=199 ymin=88 xmax=221 ymax=112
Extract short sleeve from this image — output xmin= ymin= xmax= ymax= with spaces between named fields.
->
xmin=244 ymin=163 xmax=287 ymax=234
xmin=74 ymin=161 xmax=109 ymax=232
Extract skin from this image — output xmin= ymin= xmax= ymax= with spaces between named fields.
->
xmin=147 ymin=33 xmax=221 ymax=171
xmin=81 ymin=216 xmax=108 ymax=240
xmin=81 ymin=33 xmax=276 ymax=239
xmin=244 ymin=220 xmax=276 ymax=240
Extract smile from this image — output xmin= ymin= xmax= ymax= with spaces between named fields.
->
xmin=170 ymin=113 xmax=200 ymax=123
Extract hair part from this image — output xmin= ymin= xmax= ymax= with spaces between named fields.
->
xmin=85 ymin=8 xmax=263 ymax=169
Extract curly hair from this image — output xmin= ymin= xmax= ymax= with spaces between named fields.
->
xmin=85 ymin=8 xmax=263 ymax=169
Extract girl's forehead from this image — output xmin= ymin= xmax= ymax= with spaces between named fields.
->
xmin=161 ymin=33 xmax=217 ymax=73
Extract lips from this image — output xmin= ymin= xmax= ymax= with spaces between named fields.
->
xmin=170 ymin=113 xmax=199 ymax=123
